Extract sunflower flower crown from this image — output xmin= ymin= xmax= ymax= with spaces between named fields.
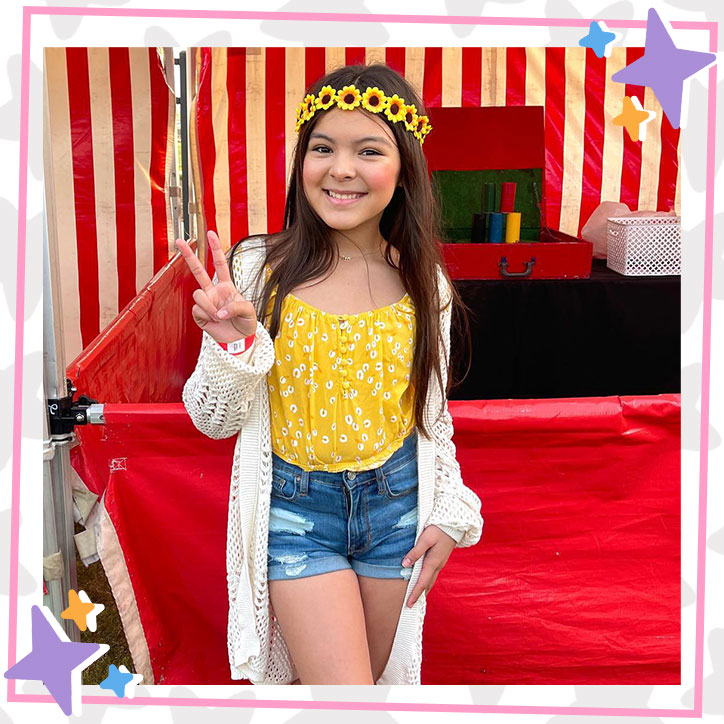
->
xmin=294 ymin=84 xmax=433 ymax=145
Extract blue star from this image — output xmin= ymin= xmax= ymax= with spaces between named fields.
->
xmin=100 ymin=664 xmax=134 ymax=698
xmin=579 ymin=20 xmax=619 ymax=59
xmin=611 ymin=8 xmax=716 ymax=129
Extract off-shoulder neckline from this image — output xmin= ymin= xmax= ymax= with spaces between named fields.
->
xmin=264 ymin=263 xmax=412 ymax=317
xmin=286 ymin=290 xmax=412 ymax=318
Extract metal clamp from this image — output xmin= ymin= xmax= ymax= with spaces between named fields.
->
xmin=47 ymin=379 xmax=100 ymax=437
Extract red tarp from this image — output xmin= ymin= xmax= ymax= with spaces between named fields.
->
xmin=67 ymin=260 xmax=680 ymax=685
xmin=72 ymin=395 xmax=680 ymax=685
xmin=67 ymin=248 xmax=201 ymax=407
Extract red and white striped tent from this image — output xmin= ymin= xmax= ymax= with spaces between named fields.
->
xmin=46 ymin=46 xmax=680 ymax=685
xmin=44 ymin=45 xmax=680 ymax=361
xmin=190 ymin=46 xmax=680 ymax=258
xmin=43 ymin=47 xmax=177 ymax=362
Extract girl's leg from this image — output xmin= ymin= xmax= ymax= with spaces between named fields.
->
xmin=356 ymin=576 xmax=409 ymax=682
xmin=269 ymin=568 xmax=375 ymax=684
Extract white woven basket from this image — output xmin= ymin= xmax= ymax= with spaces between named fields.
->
xmin=606 ymin=215 xmax=681 ymax=276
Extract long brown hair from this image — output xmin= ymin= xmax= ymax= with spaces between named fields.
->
xmin=227 ymin=62 xmax=471 ymax=439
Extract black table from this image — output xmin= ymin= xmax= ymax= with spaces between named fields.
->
xmin=448 ymin=259 xmax=680 ymax=401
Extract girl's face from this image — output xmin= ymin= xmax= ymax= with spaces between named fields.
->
xmin=302 ymin=107 xmax=401 ymax=242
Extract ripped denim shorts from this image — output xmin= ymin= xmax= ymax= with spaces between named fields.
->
xmin=267 ymin=429 xmax=419 ymax=582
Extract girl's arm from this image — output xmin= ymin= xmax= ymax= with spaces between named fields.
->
xmin=182 ymin=319 xmax=275 ymax=440
xmin=422 ymin=270 xmax=484 ymax=548
xmin=182 ymin=322 xmax=274 ymax=440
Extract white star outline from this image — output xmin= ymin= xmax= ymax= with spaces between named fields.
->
xmin=590 ymin=20 xmax=622 ymax=59
xmin=650 ymin=13 xmax=717 ymax=132
xmin=116 ymin=664 xmax=144 ymax=698
xmin=611 ymin=9 xmax=718 ymax=132
xmin=76 ymin=589 xmax=105 ymax=632
xmin=628 ymin=95 xmax=657 ymax=141
xmin=10 ymin=605 xmax=110 ymax=717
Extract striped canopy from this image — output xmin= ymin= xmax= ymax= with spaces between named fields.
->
xmin=44 ymin=47 xmax=176 ymax=362
xmin=43 ymin=46 xmax=680 ymax=361
xmin=190 ymin=46 xmax=680 ymax=257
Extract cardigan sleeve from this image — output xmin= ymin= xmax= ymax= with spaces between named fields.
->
xmin=422 ymin=272 xmax=484 ymax=548
xmin=182 ymin=265 xmax=275 ymax=440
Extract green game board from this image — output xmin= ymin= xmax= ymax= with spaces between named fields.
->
xmin=432 ymin=168 xmax=544 ymax=242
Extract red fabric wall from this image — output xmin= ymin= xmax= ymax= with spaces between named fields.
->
xmin=72 ymin=395 xmax=680 ymax=685
xmin=67 ymin=251 xmax=202 ymax=407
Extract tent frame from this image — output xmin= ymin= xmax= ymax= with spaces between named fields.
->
xmin=41 ymin=48 xmax=190 ymax=631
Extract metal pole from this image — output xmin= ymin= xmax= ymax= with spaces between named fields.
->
xmin=162 ymin=48 xmax=181 ymax=246
xmin=176 ymin=50 xmax=190 ymax=240
xmin=42 ymin=191 xmax=79 ymax=640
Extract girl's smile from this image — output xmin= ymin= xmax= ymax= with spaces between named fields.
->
xmin=323 ymin=188 xmax=368 ymax=204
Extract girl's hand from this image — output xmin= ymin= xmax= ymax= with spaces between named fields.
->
xmin=401 ymin=525 xmax=457 ymax=608
xmin=175 ymin=230 xmax=258 ymax=344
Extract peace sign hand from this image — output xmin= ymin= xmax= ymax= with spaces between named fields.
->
xmin=175 ymin=230 xmax=258 ymax=344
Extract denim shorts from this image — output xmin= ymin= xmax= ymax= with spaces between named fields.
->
xmin=267 ymin=430 xmax=419 ymax=581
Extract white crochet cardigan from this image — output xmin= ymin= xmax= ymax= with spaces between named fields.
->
xmin=182 ymin=238 xmax=483 ymax=685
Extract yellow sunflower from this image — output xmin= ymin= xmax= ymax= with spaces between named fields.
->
xmin=301 ymin=94 xmax=317 ymax=122
xmin=384 ymin=94 xmax=406 ymax=123
xmin=315 ymin=85 xmax=337 ymax=110
xmin=294 ymin=102 xmax=304 ymax=132
xmin=336 ymin=85 xmax=362 ymax=110
xmin=361 ymin=86 xmax=387 ymax=113
xmin=402 ymin=103 xmax=419 ymax=132
xmin=414 ymin=114 xmax=432 ymax=142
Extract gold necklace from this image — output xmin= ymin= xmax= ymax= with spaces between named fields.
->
xmin=338 ymin=246 xmax=384 ymax=261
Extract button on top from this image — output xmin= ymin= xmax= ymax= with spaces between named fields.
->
xmin=341 ymin=335 xmax=348 ymax=343
xmin=347 ymin=471 xmax=357 ymax=481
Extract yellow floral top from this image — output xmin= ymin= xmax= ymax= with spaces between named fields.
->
xmin=264 ymin=265 xmax=416 ymax=471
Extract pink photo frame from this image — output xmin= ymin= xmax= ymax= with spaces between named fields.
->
xmin=5 ymin=5 xmax=718 ymax=718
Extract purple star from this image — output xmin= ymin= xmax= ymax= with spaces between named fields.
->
xmin=611 ymin=7 xmax=715 ymax=128
xmin=4 ymin=605 xmax=108 ymax=716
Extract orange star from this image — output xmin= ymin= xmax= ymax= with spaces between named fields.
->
xmin=61 ymin=589 xmax=97 ymax=631
xmin=613 ymin=95 xmax=656 ymax=142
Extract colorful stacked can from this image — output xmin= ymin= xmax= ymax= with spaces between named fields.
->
xmin=500 ymin=182 xmax=520 ymax=243
xmin=471 ymin=181 xmax=522 ymax=243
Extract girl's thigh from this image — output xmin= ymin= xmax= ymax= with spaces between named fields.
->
xmin=356 ymin=575 xmax=409 ymax=682
xmin=268 ymin=569 xmax=375 ymax=685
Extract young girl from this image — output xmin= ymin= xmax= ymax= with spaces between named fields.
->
xmin=177 ymin=63 xmax=483 ymax=685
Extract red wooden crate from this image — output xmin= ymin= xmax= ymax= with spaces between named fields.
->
xmin=425 ymin=107 xmax=592 ymax=280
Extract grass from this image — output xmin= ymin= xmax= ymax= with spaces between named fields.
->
xmin=74 ymin=522 xmax=134 ymax=685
